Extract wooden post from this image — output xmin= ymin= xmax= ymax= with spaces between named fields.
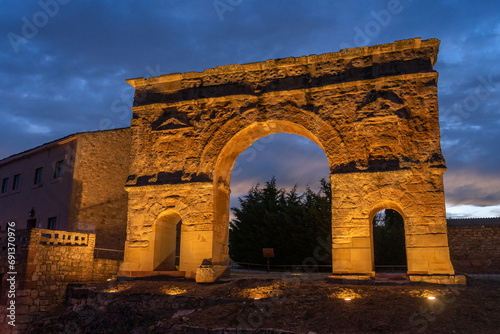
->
xmin=262 ymin=248 xmax=274 ymax=273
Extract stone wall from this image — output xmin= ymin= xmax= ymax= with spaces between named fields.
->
xmin=0 ymin=228 xmax=121 ymax=333
xmin=69 ymin=128 xmax=131 ymax=252
xmin=448 ymin=225 xmax=500 ymax=274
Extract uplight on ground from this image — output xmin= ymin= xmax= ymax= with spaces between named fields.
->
xmin=162 ymin=286 xmax=187 ymax=295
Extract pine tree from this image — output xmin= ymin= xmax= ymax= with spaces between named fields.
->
xmin=372 ymin=209 xmax=406 ymax=266
xmin=229 ymin=177 xmax=332 ymax=266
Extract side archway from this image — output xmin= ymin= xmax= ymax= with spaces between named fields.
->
xmin=368 ymin=201 xmax=406 ymax=225
xmin=153 ymin=210 xmax=182 ymax=271
xmin=369 ymin=201 xmax=407 ymax=273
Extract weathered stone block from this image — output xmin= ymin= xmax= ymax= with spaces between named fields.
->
xmin=332 ymin=260 xmax=354 ymax=273
xmin=408 ymin=274 xmax=466 ymax=285
xmin=407 ymin=258 xmax=430 ymax=274
xmin=39 ymin=299 xmax=50 ymax=306
xmin=16 ymin=314 xmax=33 ymax=324
xmin=350 ymin=248 xmax=371 ymax=262
xmin=331 ymin=237 xmax=352 ymax=246
xmin=332 ymin=249 xmax=351 ymax=261
xmin=351 ymin=237 xmax=371 ymax=248
xmin=406 ymin=233 xmax=449 ymax=247
xmin=195 ymin=265 xmax=229 ymax=283
xmin=17 ymin=305 xmax=30 ymax=314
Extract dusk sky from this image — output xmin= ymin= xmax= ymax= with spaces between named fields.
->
xmin=1 ymin=0 xmax=499 ymax=218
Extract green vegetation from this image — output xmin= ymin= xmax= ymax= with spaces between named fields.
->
xmin=229 ymin=177 xmax=331 ymax=265
xmin=373 ymin=209 xmax=407 ymax=266
xmin=229 ymin=177 xmax=408 ymax=268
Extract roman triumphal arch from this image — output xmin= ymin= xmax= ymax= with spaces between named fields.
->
xmin=119 ymin=38 xmax=462 ymax=284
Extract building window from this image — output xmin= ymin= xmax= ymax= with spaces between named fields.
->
xmin=27 ymin=219 xmax=37 ymax=229
xmin=53 ymin=160 xmax=64 ymax=179
xmin=12 ymin=174 xmax=20 ymax=190
xmin=34 ymin=167 xmax=43 ymax=185
xmin=1 ymin=178 xmax=8 ymax=193
xmin=48 ymin=217 xmax=57 ymax=230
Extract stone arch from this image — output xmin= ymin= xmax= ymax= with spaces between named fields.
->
xmin=120 ymin=38 xmax=460 ymax=283
xmin=368 ymin=200 xmax=406 ymax=224
xmin=153 ymin=210 xmax=182 ymax=271
xmin=369 ymin=201 xmax=407 ymax=272
xmin=210 ymin=119 xmax=333 ymax=266
xmin=213 ymin=119 xmax=332 ymax=187
xmin=199 ymin=103 xmax=341 ymax=180
xmin=118 ymin=192 xmax=205 ymax=276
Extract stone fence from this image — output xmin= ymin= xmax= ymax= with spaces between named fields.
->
xmin=38 ymin=229 xmax=89 ymax=246
xmin=0 ymin=228 xmax=121 ymax=333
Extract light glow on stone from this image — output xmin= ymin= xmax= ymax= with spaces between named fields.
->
xmin=162 ymin=286 xmax=187 ymax=295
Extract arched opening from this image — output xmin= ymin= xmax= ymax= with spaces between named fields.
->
xmin=370 ymin=206 xmax=407 ymax=273
xmin=175 ymin=220 xmax=181 ymax=269
xmin=229 ymin=134 xmax=331 ymax=267
xmin=212 ymin=120 xmax=332 ymax=268
xmin=154 ymin=210 xmax=182 ymax=271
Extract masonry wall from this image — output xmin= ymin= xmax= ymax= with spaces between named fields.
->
xmin=448 ymin=225 xmax=500 ymax=274
xmin=0 ymin=229 xmax=121 ymax=333
xmin=69 ymin=128 xmax=131 ymax=252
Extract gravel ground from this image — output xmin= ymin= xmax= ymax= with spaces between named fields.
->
xmin=26 ymin=272 xmax=500 ymax=334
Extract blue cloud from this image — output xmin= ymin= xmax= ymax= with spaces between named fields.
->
xmin=1 ymin=0 xmax=499 ymax=215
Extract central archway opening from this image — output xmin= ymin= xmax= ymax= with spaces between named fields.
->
xmin=372 ymin=209 xmax=407 ymax=273
xmin=211 ymin=120 xmax=334 ymax=269
xmin=225 ymin=132 xmax=331 ymax=271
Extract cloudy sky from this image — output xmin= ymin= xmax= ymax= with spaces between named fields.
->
xmin=1 ymin=0 xmax=499 ymax=218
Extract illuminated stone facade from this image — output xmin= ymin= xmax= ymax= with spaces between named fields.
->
xmin=120 ymin=38 xmax=456 ymax=280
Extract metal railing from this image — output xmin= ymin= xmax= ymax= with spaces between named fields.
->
xmin=94 ymin=248 xmax=124 ymax=261
xmin=233 ymin=262 xmax=332 ymax=272
xmin=232 ymin=262 xmax=407 ymax=273
xmin=374 ymin=265 xmax=407 ymax=273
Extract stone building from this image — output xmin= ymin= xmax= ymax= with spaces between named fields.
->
xmin=0 ymin=128 xmax=130 ymax=251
